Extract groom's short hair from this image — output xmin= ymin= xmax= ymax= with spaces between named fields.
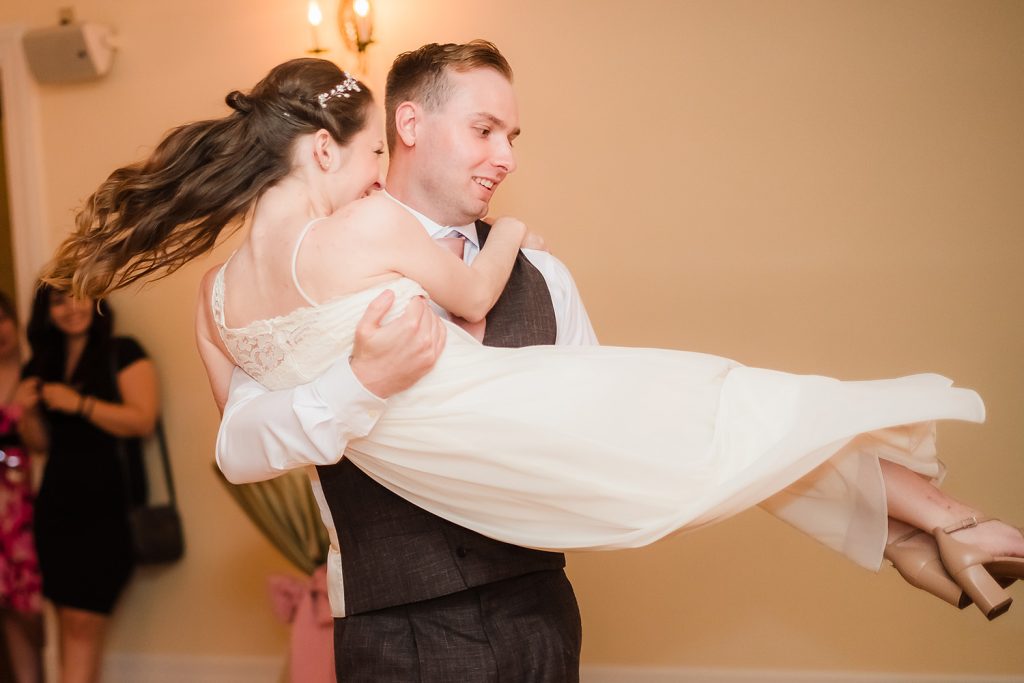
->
xmin=385 ymin=39 xmax=513 ymax=150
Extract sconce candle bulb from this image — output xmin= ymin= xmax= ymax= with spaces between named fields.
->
xmin=306 ymin=0 xmax=327 ymax=53
xmin=339 ymin=0 xmax=375 ymax=72
xmin=307 ymin=0 xmax=323 ymax=26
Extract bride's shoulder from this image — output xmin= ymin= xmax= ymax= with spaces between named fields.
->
xmin=320 ymin=194 xmax=420 ymax=240
xmin=195 ymin=261 xmax=230 ymax=323
xmin=194 ymin=262 xmax=227 ymax=343
xmin=197 ymin=262 xmax=226 ymax=299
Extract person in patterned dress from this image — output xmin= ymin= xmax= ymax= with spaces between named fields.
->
xmin=0 ymin=291 xmax=43 ymax=683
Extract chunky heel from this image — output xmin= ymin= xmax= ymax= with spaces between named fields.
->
xmin=954 ymin=563 xmax=1012 ymax=620
xmin=934 ymin=519 xmax=1013 ymax=620
xmin=884 ymin=530 xmax=969 ymax=609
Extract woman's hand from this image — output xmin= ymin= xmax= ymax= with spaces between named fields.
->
xmin=12 ymin=378 xmax=41 ymax=412
xmin=521 ymin=230 xmax=548 ymax=251
xmin=40 ymin=382 xmax=82 ymax=414
xmin=490 ymin=216 xmax=527 ymax=241
xmin=488 ymin=217 xmax=548 ymax=252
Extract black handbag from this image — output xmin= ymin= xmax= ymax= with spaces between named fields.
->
xmin=124 ymin=419 xmax=185 ymax=564
xmin=108 ymin=350 xmax=185 ymax=564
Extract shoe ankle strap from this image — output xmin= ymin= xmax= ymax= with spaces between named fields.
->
xmin=942 ymin=516 xmax=993 ymax=534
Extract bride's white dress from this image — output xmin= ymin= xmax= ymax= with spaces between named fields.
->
xmin=213 ymin=271 xmax=984 ymax=571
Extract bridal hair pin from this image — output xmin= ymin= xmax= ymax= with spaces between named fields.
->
xmin=317 ymin=73 xmax=362 ymax=108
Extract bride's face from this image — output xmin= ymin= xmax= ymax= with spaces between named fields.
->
xmin=333 ymin=114 xmax=385 ymax=207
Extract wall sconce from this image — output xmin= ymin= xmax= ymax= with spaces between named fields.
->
xmin=306 ymin=0 xmax=327 ymax=54
xmin=338 ymin=0 xmax=374 ymax=72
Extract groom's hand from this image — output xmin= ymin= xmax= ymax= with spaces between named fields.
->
xmin=350 ymin=291 xmax=446 ymax=398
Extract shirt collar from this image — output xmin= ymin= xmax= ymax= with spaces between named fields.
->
xmin=382 ymin=191 xmax=480 ymax=248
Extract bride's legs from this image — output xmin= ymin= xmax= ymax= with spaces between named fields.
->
xmin=886 ymin=517 xmax=917 ymax=542
xmin=880 ymin=460 xmax=1024 ymax=558
xmin=883 ymin=517 xmax=971 ymax=608
xmin=880 ymin=460 xmax=1024 ymax=617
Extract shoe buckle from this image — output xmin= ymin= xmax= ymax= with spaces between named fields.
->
xmin=943 ymin=516 xmax=979 ymax=534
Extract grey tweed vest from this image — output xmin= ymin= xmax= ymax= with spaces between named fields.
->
xmin=316 ymin=221 xmax=564 ymax=615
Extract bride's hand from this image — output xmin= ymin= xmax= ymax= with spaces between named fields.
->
xmin=487 ymin=216 xmax=548 ymax=252
xmin=521 ymin=230 xmax=547 ymax=252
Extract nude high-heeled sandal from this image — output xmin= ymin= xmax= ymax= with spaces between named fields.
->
xmin=884 ymin=529 xmax=970 ymax=608
xmin=934 ymin=517 xmax=1016 ymax=620
xmin=965 ymin=517 xmax=1024 ymax=585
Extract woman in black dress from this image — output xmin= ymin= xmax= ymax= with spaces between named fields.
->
xmin=20 ymin=284 xmax=158 ymax=683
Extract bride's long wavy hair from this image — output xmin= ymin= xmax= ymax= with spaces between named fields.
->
xmin=45 ymin=58 xmax=373 ymax=299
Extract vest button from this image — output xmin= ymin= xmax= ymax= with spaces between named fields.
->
xmin=455 ymin=546 xmax=468 ymax=558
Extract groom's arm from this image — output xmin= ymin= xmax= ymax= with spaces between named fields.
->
xmin=216 ymin=292 xmax=446 ymax=484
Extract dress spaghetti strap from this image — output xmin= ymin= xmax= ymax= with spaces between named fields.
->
xmin=291 ymin=217 xmax=329 ymax=306
xmin=211 ymin=216 xmax=328 ymax=341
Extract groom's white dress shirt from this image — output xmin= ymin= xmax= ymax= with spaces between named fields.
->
xmin=216 ymin=193 xmax=598 ymax=484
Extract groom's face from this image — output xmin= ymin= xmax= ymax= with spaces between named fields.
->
xmin=415 ymin=67 xmax=520 ymax=226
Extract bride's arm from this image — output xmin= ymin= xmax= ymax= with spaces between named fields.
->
xmin=397 ymin=216 xmax=527 ymax=322
xmin=322 ymin=197 xmax=527 ymax=323
xmin=195 ymin=267 xmax=236 ymax=414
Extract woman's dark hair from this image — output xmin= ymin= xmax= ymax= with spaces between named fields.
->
xmin=45 ymin=58 xmax=373 ymax=299
xmin=24 ymin=283 xmax=114 ymax=385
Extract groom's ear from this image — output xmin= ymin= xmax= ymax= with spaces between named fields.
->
xmin=394 ymin=101 xmax=419 ymax=147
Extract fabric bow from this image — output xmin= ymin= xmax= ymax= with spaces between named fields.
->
xmin=267 ymin=565 xmax=335 ymax=682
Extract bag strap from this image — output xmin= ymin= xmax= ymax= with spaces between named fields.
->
xmin=150 ymin=418 xmax=178 ymax=505
xmin=107 ymin=342 xmax=178 ymax=507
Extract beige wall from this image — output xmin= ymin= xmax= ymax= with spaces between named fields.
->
xmin=2 ymin=0 xmax=1022 ymax=675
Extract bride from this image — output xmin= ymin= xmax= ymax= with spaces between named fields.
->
xmin=45 ymin=58 xmax=1023 ymax=619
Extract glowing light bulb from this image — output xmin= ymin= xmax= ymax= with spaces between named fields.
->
xmin=338 ymin=0 xmax=375 ymax=68
xmin=306 ymin=0 xmax=327 ymax=53
xmin=308 ymin=0 xmax=323 ymax=27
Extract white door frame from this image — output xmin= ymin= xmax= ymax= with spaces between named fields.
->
xmin=0 ymin=22 xmax=51 ymax=322
xmin=0 ymin=24 xmax=57 ymax=681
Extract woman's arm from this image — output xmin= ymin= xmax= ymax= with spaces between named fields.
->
xmin=195 ymin=266 xmax=237 ymax=414
xmin=42 ymin=364 xmax=159 ymax=439
xmin=401 ymin=216 xmax=526 ymax=322
xmin=81 ymin=359 xmax=160 ymax=437
xmin=318 ymin=197 xmax=528 ymax=323
xmin=40 ymin=356 xmax=159 ymax=438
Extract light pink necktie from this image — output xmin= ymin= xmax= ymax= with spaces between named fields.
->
xmin=437 ymin=234 xmax=486 ymax=342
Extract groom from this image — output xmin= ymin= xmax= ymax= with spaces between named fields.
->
xmin=216 ymin=40 xmax=597 ymax=681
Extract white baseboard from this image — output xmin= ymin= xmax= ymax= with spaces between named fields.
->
xmin=103 ymin=653 xmax=283 ymax=683
xmin=101 ymin=654 xmax=1023 ymax=683
xmin=581 ymin=666 xmax=1024 ymax=683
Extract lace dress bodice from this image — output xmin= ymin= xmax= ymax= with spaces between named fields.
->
xmin=212 ymin=267 xmax=428 ymax=390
